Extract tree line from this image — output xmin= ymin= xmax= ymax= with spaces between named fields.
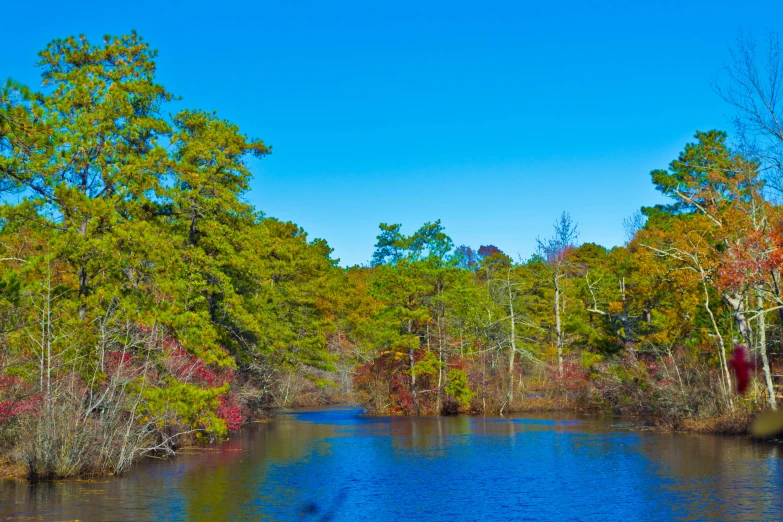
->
xmin=351 ymin=129 xmax=781 ymax=424
xmin=1 ymin=31 xmax=782 ymax=478
xmin=0 ymin=33 xmax=343 ymax=478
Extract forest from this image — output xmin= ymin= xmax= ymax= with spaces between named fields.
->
xmin=1 ymin=32 xmax=782 ymax=479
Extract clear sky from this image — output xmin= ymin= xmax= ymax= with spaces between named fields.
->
xmin=2 ymin=1 xmax=781 ymax=265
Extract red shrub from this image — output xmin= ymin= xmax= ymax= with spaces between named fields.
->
xmin=0 ymin=375 xmax=42 ymax=424
xmin=217 ymin=394 xmax=245 ymax=431
xmin=165 ymin=344 xmax=233 ymax=388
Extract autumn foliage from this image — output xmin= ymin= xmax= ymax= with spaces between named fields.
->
xmin=4 ymin=32 xmax=783 ymax=482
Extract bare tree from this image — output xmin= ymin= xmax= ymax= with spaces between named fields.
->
xmin=715 ymin=30 xmax=783 ymax=409
xmin=642 ymin=232 xmax=734 ymax=407
xmin=486 ymin=268 xmax=539 ymax=411
xmin=19 ymin=316 xmax=214 ymax=479
xmin=623 ymin=210 xmax=646 ymax=244
xmin=715 ymin=30 xmax=783 ymax=199
xmin=537 ymin=212 xmax=579 ymax=377
xmin=585 ymin=271 xmax=639 ymax=349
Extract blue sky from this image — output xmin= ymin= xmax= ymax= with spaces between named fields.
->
xmin=2 ymin=1 xmax=781 ymax=265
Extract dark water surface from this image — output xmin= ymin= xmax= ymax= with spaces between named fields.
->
xmin=1 ymin=405 xmax=782 ymax=521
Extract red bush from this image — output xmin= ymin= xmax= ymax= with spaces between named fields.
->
xmin=216 ymin=394 xmax=245 ymax=431
xmin=0 ymin=375 xmax=42 ymax=423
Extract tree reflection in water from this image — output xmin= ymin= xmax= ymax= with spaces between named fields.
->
xmin=0 ymin=406 xmax=781 ymax=521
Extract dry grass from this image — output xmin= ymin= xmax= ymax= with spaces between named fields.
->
xmin=0 ymin=456 xmax=25 ymax=480
xmin=506 ymin=396 xmax=573 ymax=413
xmin=681 ymin=410 xmax=754 ymax=435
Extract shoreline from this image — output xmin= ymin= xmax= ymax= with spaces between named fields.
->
xmin=0 ymin=459 xmax=25 ymax=481
xmin=0 ymin=403 xmax=769 ymax=483
xmin=0 ymin=413 xmax=276 ymax=482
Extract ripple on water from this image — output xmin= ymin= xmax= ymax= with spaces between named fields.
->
xmin=1 ymin=407 xmax=781 ymax=521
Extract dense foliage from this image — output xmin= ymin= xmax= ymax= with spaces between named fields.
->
xmin=2 ymin=32 xmax=783 ymax=479
xmin=0 ymin=33 xmax=342 ymax=478
xmin=348 ymin=130 xmax=781 ymax=428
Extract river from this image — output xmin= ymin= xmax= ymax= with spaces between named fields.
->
xmin=1 ymin=405 xmax=781 ymax=521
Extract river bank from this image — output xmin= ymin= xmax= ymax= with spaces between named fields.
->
xmin=0 ymin=459 xmax=24 ymax=481
xmin=2 ymin=406 xmax=781 ymax=521
xmin=356 ymin=389 xmax=762 ymax=437
xmin=496 ymin=400 xmax=757 ymax=436
xmin=0 ymin=394 xmax=766 ymax=484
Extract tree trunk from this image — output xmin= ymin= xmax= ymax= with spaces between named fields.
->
xmin=46 ymin=261 xmax=52 ymax=400
xmin=78 ymin=218 xmax=88 ymax=321
xmin=756 ymin=290 xmax=777 ymax=410
xmin=703 ymin=277 xmax=732 ymax=407
xmin=769 ymin=269 xmax=783 ymax=325
xmin=409 ymin=346 xmax=418 ymax=414
xmin=508 ymin=280 xmax=516 ymax=406
xmin=555 ymin=279 xmax=563 ymax=378
xmin=438 ymin=285 xmax=445 ymax=412
xmin=723 ymin=292 xmax=751 ymax=341
xmin=78 ymin=167 xmax=89 ymax=321
xmin=407 ymin=320 xmax=418 ymax=414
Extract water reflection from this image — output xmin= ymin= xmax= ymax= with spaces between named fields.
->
xmin=0 ymin=405 xmax=781 ymax=521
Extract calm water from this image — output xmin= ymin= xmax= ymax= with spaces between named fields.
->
xmin=1 ymin=406 xmax=782 ymax=521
